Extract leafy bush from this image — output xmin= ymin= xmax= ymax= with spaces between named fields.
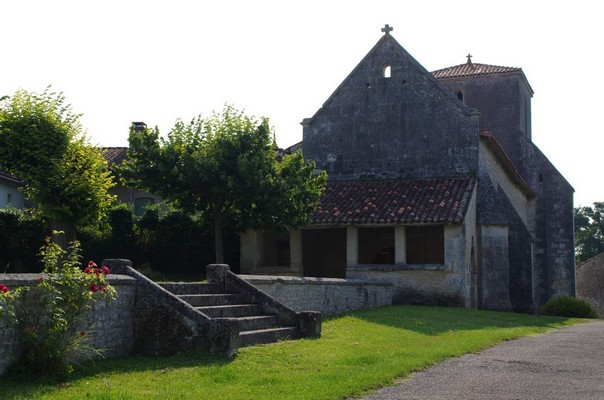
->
xmin=0 ymin=236 xmax=116 ymax=381
xmin=539 ymin=295 xmax=597 ymax=318
xmin=0 ymin=208 xmax=46 ymax=272
xmin=0 ymin=204 xmax=241 ymax=278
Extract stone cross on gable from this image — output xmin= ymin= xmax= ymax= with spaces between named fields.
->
xmin=466 ymin=53 xmax=473 ymax=64
xmin=381 ymin=24 xmax=393 ymax=35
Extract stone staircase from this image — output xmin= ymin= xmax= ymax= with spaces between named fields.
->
xmin=159 ymin=281 xmax=301 ymax=347
xmin=103 ymin=260 xmax=320 ymax=355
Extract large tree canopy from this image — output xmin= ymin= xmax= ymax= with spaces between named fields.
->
xmin=0 ymin=88 xmax=115 ymax=243
xmin=575 ymin=202 xmax=604 ymax=263
xmin=123 ymin=104 xmax=327 ymax=263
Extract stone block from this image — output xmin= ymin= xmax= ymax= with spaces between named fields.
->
xmin=298 ymin=311 xmax=321 ymax=338
xmin=209 ymin=318 xmax=240 ymax=356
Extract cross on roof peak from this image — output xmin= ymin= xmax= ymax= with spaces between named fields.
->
xmin=381 ymin=24 xmax=393 ymax=36
xmin=466 ymin=53 xmax=473 ymax=65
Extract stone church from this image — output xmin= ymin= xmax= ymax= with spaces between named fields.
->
xmin=241 ymin=26 xmax=575 ymax=312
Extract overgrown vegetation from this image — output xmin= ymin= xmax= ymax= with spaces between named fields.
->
xmin=0 ymin=236 xmax=115 ymax=381
xmin=0 ymin=88 xmax=115 ymax=247
xmin=1 ymin=205 xmax=239 ymax=279
xmin=539 ymin=295 xmax=597 ymax=318
xmin=0 ymin=208 xmax=46 ymax=272
xmin=574 ymin=201 xmax=604 ymax=262
xmin=122 ymin=104 xmax=326 ymax=263
xmin=0 ymin=306 xmax=585 ymax=400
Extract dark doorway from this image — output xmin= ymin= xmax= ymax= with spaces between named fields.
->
xmin=302 ymin=228 xmax=347 ymax=278
xmin=358 ymin=227 xmax=395 ymax=264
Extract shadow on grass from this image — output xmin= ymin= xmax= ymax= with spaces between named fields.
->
xmin=0 ymin=349 xmax=235 ymax=399
xmin=346 ymin=305 xmax=572 ymax=335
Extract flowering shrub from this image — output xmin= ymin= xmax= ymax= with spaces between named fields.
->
xmin=0 ymin=235 xmax=116 ymax=381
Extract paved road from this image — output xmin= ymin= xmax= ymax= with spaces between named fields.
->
xmin=350 ymin=320 xmax=604 ymax=400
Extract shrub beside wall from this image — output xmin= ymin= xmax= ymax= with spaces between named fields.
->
xmin=539 ymin=295 xmax=598 ymax=318
xmin=0 ymin=274 xmax=137 ymax=376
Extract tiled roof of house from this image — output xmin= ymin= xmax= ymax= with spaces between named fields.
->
xmin=102 ymin=147 xmax=129 ymax=166
xmin=0 ymin=170 xmax=22 ymax=185
xmin=432 ymin=62 xmax=521 ymax=79
xmin=311 ymin=178 xmax=475 ymax=225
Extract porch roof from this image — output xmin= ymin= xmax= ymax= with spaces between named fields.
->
xmin=311 ymin=178 xmax=475 ymax=225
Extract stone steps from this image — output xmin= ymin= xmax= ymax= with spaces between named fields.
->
xmin=240 ymin=326 xmax=300 ymax=347
xmin=159 ymin=282 xmax=223 ymax=295
xmin=215 ymin=315 xmax=281 ymax=331
xmin=179 ymin=293 xmax=242 ymax=307
xmin=160 ymin=282 xmax=300 ymax=348
xmin=196 ymin=304 xmax=263 ymax=318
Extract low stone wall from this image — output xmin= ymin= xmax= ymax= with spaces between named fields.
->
xmin=241 ymin=275 xmax=394 ymax=316
xmin=576 ymin=258 xmax=604 ymax=318
xmin=2 ymin=270 xmax=397 ymax=374
xmin=0 ymin=274 xmax=137 ymax=375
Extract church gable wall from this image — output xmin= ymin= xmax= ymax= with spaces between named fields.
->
xmin=303 ymin=38 xmax=479 ymax=179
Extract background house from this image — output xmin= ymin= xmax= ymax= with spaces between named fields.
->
xmin=240 ymin=26 xmax=575 ymax=312
xmin=103 ymin=147 xmax=162 ymax=215
xmin=1 ymin=147 xmax=160 ymax=216
xmin=0 ymin=171 xmax=25 ymax=209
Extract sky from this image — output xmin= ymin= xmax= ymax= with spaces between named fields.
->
xmin=1 ymin=0 xmax=602 ymax=206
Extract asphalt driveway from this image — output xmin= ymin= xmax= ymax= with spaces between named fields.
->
xmin=350 ymin=320 xmax=604 ymax=400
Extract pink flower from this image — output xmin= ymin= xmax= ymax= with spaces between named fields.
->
xmin=0 ymin=284 xmax=8 ymax=294
xmin=101 ymin=266 xmax=110 ymax=275
xmin=88 ymin=261 xmax=95 ymax=267
xmin=99 ymin=285 xmax=106 ymax=293
xmin=84 ymin=267 xmax=92 ymax=274
xmin=89 ymin=282 xmax=99 ymax=293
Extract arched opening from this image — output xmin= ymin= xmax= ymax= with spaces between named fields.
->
xmin=382 ymin=64 xmax=392 ymax=78
xmin=359 ymin=227 xmax=395 ymax=265
xmin=457 ymin=91 xmax=464 ymax=102
xmin=371 ymin=246 xmax=395 ymax=264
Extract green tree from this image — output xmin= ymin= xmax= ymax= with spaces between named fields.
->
xmin=575 ymin=202 xmax=604 ymax=263
xmin=0 ymin=88 xmax=115 ymax=247
xmin=123 ymin=104 xmax=326 ymax=263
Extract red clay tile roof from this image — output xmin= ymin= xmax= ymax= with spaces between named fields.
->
xmin=432 ymin=62 xmax=521 ymax=79
xmin=102 ymin=147 xmax=128 ymax=166
xmin=311 ymin=178 xmax=475 ymax=225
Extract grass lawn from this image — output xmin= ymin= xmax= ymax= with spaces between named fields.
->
xmin=1 ymin=305 xmax=585 ymax=400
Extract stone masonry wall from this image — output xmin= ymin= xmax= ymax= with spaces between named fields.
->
xmin=2 ymin=270 xmax=397 ymax=374
xmin=576 ymin=255 xmax=604 ymax=318
xmin=241 ymin=275 xmax=394 ymax=316
xmin=0 ymin=274 xmax=137 ymax=375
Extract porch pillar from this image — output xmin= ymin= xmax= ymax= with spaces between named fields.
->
xmin=240 ymin=229 xmax=262 ymax=274
xmin=290 ymin=229 xmax=303 ymax=276
xmin=394 ymin=225 xmax=406 ymax=264
xmin=346 ymin=226 xmax=359 ymax=267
